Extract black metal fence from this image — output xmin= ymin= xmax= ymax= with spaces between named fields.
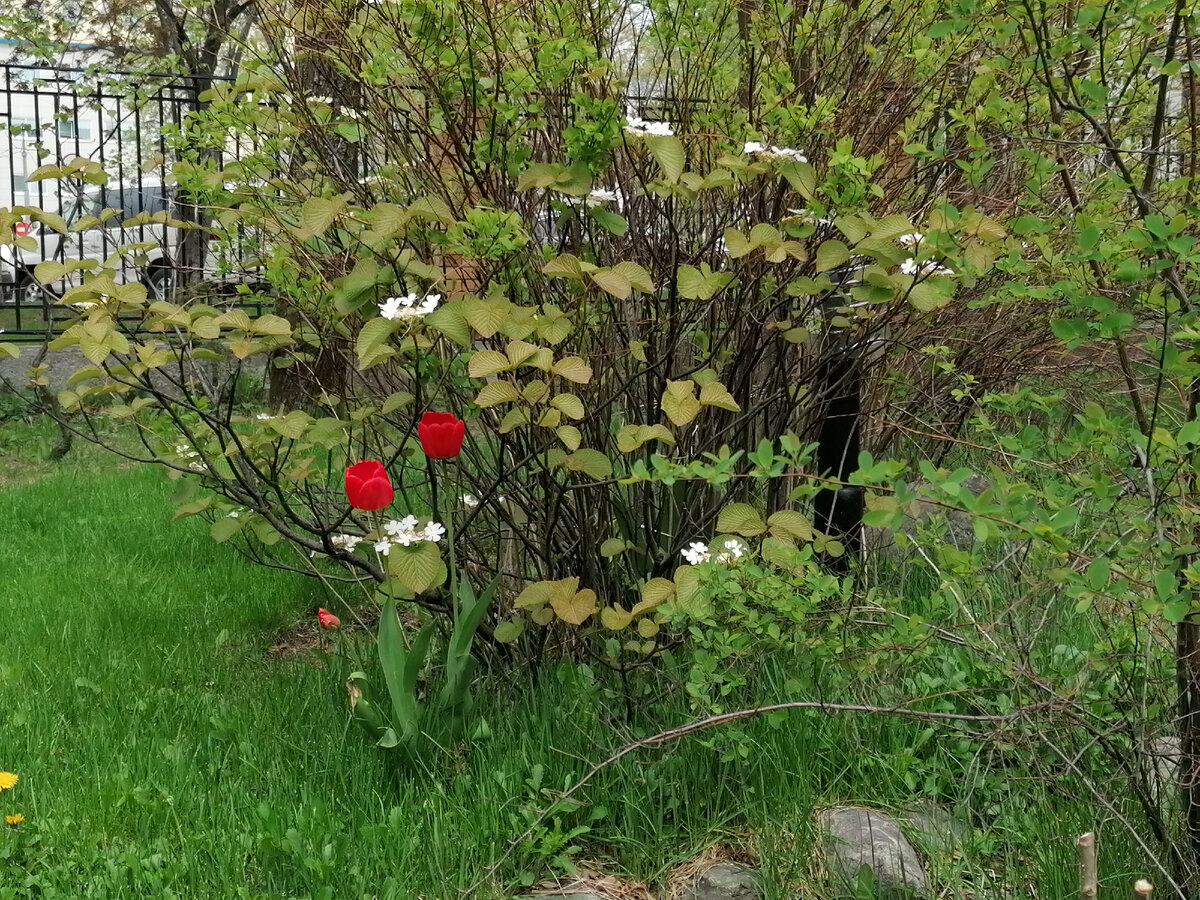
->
xmin=0 ymin=62 xmax=260 ymax=341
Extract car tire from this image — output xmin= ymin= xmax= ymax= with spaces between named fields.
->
xmin=146 ymin=265 xmax=174 ymax=300
xmin=10 ymin=273 xmax=40 ymax=307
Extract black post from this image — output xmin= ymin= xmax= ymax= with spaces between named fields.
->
xmin=812 ymin=271 xmax=865 ymax=572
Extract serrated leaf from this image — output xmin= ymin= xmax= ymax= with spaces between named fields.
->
xmin=542 ymin=253 xmax=585 ymax=279
xmin=611 ymin=261 xmax=654 ymax=293
xmin=589 ymin=207 xmax=628 ymax=235
xmin=0 ymin=343 xmax=19 ymax=360
xmin=506 ymin=339 xmax=541 ymax=367
xmin=387 ymin=541 xmax=447 ymax=594
xmin=643 ymin=134 xmax=685 ymax=182
xmin=356 ymin=317 xmax=397 ymax=368
xmin=906 ymin=280 xmax=952 ymax=312
xmin=601 ymin=605 xmax=634 ymax=629
xmin=591 ymin=268 xmax=632 ymax=299
xmin=210 ymin=516 xmax=244 ymax=542
xmin=425 ymin=302 xmax=473 ymax=347
xmin=552 ymin=356 xmax=593 ymax=384
xmin=549 ymin=393 xmax=585 ymax=419
xmin=767 ymin=509 xmax=814 ymax=541
xmin=551 ymin=585 xmax=597 ymax=625
xmin=468 ymin=350 xmax=511 ymax=378
xmin=717 ymin=502 xmax=767 ymax=536
xmin=661 ymin=379 xmax=700 ymax=425
xmin=34 ymin=260 xmax=68 ymax=283
xmin=724 ymin=228 xmax=753 ymax=258
xmin=297 ymin=196 xmax=343 ymax=239
xmin=515 ymin=580 xmax=554 ymax=609
xmin=564 ymin=448 xmax=613 ymax=479
xmin=462 ymin=295 xmax=511 ymax=338
xmin=698 ymin=381 xmax=741 ymax=412
xmin=493 ymin=620 xmax=525 ymax=643
xmin=815 ymin=239 xmax=851 ymax=272
xmin=639 ymin=578 xmax=675 ymax=610
xmin=556 ymin=425 xmax=582 ymax=451
xmin=381 ymin=391 xmax=415 ymax=414
xmin=600 ymin=538 xmax=629 ymax=557
xmin=475 ymin=380 xmax=521 ymax=407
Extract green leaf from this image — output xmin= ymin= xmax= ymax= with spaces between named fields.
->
xmin=356 ymin=317 xmax=398 ymax=368
xmin=766 ymin=510 xmax=814 ymax=541
xmin=643 ymin=134 xmax=685 ymax=183
xmin=296 ymin=196 xmax=344 ymax=239
xmin=381 ymin=391 xmax=415 ymax=414
xmin=564 ymin=449 xmax=613 ymax=479
xmin=34 ymin=260 xmax=68 ymax=284
xmin=378 ymin=601 xmax=434 ymax=744
xmin=474 ymin=380 xmax=520 ymax=407
xmin=590 ymin=268 xmax=632 ymax=299
xmin=612 ymin=261 xmax=655 ymax=293
xmin=425 ymin=302 xmax=473 ymax=347
xmin=698 ymin=381 xmax=741 ymax=412
xmin=210 ymin=516 xmax=245 ymax=543
xmin=0 ymin=343 xmax=18 ymax=360
xmin=468 ymin=350 xmax=511 ymax=378
xmin=661 ymin=380 xmax=700 ymax=426
xmin=815 ymin=239 xmax=851 ymax=272
xmin=556 ymin=424 xmax=582 ymax=451
xmin=462 ymin=295 xmax=511 ymax=338
xmin=549 ymin=393 xmax=585 ymax=419
xmin=589 ymin=207 xmax=628 ymax=235
xmin=388 ymin=542 xmax=447 ymax=594
xmin=542 ymin=254 xmax=586 ymax=279
xmin=493 ymin=620 xmax=525 ymax=643
xmin=717 ymin=502 xmax=767 ymax=536
xmin=172 ymin=497 xmax=213 ymax=519
xmin=600 ymin=538 xmax=629 ymax=557
xmin=551 ymin=356 xmax=593 ymax=384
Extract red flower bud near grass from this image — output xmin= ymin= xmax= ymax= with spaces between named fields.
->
xmin=418 ymin=411 xmax=465 ymax=459
xmin=317 ymin=608 xmax=341 ymax=629
xmin=344 ymin=460 xmax=394 ymax=510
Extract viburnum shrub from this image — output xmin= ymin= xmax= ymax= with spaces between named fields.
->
xmin=0 ymin=0 xmax=1014 ymax=747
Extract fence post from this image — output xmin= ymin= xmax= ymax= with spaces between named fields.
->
xmin=1078 ymin=832 xmax=1098 ymax=900
xmin=812 ymin=265 xmax=866 ymax=572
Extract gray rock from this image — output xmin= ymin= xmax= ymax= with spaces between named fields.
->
xmin=818 ymin=806 xmax=928 ymax=896
xmin=900 ymin=802 xmax=969 ymax=855
xmin=685 ymin=861 xmax=761 ymax=900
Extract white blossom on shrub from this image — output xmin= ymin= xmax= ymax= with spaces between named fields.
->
xmin=379 ymin=292 xmax=440 ymax=320
xmin=330 ymin=533 xmax=361 ymax=552
xmin=682 ymin=541 xmax=710 ymax=564
xmin=900 ymin=257 xmax=953 ymax=276
xmin=897 ymin=232 xmax=924 ymax=247
xmin=624 ymin=114 xmax=674 ymax=137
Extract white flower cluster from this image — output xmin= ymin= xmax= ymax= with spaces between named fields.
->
xmin=680 ymin=538 xmax=748 ymax=565
xmin=897 ymin=232 xmax=923 ymax=247
xmin=584 ymin=188 xmax=618 ymax=207
xmin=900 ymin=258 xmax=953 ymax=276
xmin=175 ymin=443 xmax=205 ymax=472
xmin=255 ymin=413 xmax=274 ymax=422
xmin=743 ymin=141 xmax=807 ymax=162
xmin=625 ymin=114 xmax=674 ymax=137
xmin=330 ymin=533 xmax=362 ymax=552
xmin=461 ymin=493 xmax=480 ymax=508
xmin=373 ymin=515 xmax=446 ymax=555
xmin=379 ymin=292 xmax=440 ymax=320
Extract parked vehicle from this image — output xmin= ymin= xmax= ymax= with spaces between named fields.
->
xmin=1 ymin=180 xmax=182 ymax=304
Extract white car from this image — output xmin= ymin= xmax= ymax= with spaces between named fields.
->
xmin=2 ymin=180 xmax=182 ymax=305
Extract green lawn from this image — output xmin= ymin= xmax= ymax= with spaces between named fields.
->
xmin=0 ymin=424 xmax=1138 ymax=898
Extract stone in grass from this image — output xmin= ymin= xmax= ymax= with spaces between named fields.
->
xmin=818 ymin=806 xmax=929 ymax=897
xmin=900 ymin=801 xmax=970 ymax=856
xmin=683 ymin=861 xmax=762 ymax=900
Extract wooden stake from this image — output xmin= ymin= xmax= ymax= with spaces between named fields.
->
xmin=1133 ymin=879 xmax=1153 ymax=898
xmin=1078 ymin=832 xmax=1098 ymax=899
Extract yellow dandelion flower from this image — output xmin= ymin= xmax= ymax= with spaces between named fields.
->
xmin=0 ymin=773 xmax=17 ymax=791
xmin=4 ymin=814 xmax=22 ymax=826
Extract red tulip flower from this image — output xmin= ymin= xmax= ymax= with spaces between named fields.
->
xmin=344 ymin=460 xmax=394 ymax=510
xmin=317 ymin=608 xmax=341 ymax=629
xmin=418 ymin=411 xmax=465 ymax=459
